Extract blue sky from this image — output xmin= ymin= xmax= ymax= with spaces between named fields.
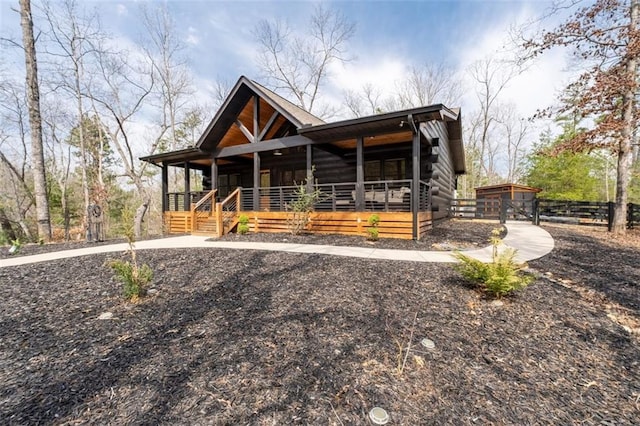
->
xmin=1 ymin=0 xmax=567 ymax=123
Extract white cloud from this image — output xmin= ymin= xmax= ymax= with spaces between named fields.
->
xmin=116 ymin=4 xmax=128 ymax=16
xmin=186 ymin=26 xmax=200 ymax=46
xmin=329 ymin=56 xmax=407 ymax=96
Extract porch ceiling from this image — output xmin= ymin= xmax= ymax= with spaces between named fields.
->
xmin=330 ymin=130 xmax=413 ymax=149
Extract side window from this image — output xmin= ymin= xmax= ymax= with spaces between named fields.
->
xmin=282 ymin=169 xmax=307 ymax=186
xmin=365 ymin=160 xmax=381 ymax=181
xmin=384 ymin=159 xmax=405 ymax=180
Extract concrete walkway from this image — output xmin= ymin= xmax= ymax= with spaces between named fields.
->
xmin=0 ymin=221 xmax=554 ymax=268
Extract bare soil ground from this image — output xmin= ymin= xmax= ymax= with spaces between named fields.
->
xmin=0 ymin=221 xmax=638 ymax=425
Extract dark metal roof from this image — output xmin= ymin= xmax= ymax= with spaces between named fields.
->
xmin=475 ymin=183 xmax=542 ymax=192
xmin=139 ymin=147 xmax=209 ymax=165
xmin=299 ymin=104 xmax=450 ymax=141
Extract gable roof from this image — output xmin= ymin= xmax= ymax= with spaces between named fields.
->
xmin=195 ymin=76 xmax=324 ymax=151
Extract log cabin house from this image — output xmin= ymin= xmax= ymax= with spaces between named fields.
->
xmin=140 ymin=76 xmax=465 ymax=240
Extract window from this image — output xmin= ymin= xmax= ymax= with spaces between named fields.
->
xmin=218 ymin=173 xmax=240 ymax=197
xmin=365 ymin=161 xmax=381 ymax=181
xmin=281 ymin=169 xmax=307 ymax=186
xmin=365 ymin=159 xmax=405 ymax=181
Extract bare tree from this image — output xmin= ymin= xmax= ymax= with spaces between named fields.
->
xmin=343 ymin=83 xmax=384 ymax=117
xmin=19 ymin=0 xmax=51 ymax=241
xmin=496 ymin=103 xmax=529 ymax=183
xmin=466 ymin=58 xmax=520 ymax=186
xmin=89 ymin=49 xmax=160 ymax=238
xmin=254 ymin=4 xmax=355 ymax=115
xmin=142 ymin=4 xmax=193 ymax=153
xmin=41 ymin=0 xmax=110 ymax=238
xmin=0 ymin=79 xmax=36 ymax=240
xmin=212 ymin=77 xmax=233 ymax=108
xmin=42 ymin=102 xmax=74 ymax=239
xmin=396 ymin=63 xmax=463 ymax=108
xmin=342 ymin=62 xmax=463 ymax=119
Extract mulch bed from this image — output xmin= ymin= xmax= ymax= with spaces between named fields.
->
xmin=1 ymin=222 xmax=638 ymax=424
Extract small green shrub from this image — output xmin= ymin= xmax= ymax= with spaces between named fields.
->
xmin=365 ymin=214 xmax=380 ymax=241
xmin=286 ymin=168 xmax=326 ymax=235
xmin=237 ymin=215 xmax=250 ymax=234
xmin=107 ymin=209 xmax=153 ymax=301
xmin=453 ymin=227 xmax=533 ymax=298
xmin=109 ymin=259 xmax=153 ymax=300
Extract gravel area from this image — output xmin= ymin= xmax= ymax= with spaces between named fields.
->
xmin=0 ymin=221 xmax=638 ymax=424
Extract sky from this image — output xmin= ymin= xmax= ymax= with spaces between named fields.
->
xmin=0 ymin=0 xmax=573 ymax=141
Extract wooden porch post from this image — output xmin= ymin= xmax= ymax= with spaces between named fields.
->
xmin=253 ymin=95 xmax=260 ymax=210
xmin=183 ymin=162 xmax=191 ymax=211
xmin=211 ymin=158 xmax=218 ymax=190
xmin=253 ymin=153 xmax=260 ymax=210
xmin=161 ymin=162 xmax=168 ymax=212
xmin=355 ymin=136 xmax=364 ymax=211
xmin=411 ymin=121 xmax=420 ymax=240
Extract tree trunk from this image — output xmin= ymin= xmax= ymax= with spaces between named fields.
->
xmin=612 ymin=0 xmax=639 ymax=235
xmin=134 ymin=199 xmax=150 ymax=239
xmin=19 ymin=0 xmax=51 ymax=242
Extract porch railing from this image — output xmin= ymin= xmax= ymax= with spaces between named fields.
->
xmin=166 ymin=191 xmax=210 ymax=212
xmin=239 ymin=179 xmax=420 ymax=212
xmin=419 ymin=180 xmax=431 ymax=211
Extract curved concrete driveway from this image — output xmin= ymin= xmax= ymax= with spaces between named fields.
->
xmin=0 ymin=221 xmax=554 ymax=268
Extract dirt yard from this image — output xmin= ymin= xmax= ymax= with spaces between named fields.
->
xmin=0 ymin=221 xmax=638 ymax=425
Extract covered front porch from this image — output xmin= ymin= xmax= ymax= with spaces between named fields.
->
xmin=162 ymin=178 xmax=433 ymax=240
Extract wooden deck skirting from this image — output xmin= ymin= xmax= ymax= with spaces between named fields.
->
xmin=164 ymin=211 xmax=192 ymax=234
xmin=164 ymin=210 xmax=433 ymax=240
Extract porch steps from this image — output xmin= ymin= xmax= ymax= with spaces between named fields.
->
xmin=193 ymin=216 xmax=217 ymax=235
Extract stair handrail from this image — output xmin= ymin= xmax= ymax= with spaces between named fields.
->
xmin=219 ymin=187 xmax=241 ymax=207
xmin=216 ymin=187 xmax=242 ymax=236
xmin=191 ymin=189 xmax=217 ymax=233
xmin=192 ymin=188 xmax=217 ymax=213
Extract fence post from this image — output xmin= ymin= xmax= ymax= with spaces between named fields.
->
xmin=532 ymin=198 xmax=540 ymax=225
xmin=607 ymin=201 xmax=614 ymax=232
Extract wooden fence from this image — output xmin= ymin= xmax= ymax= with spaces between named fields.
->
xmin=534 ymin=199 xmax=640 ymax=230
xmin=451 ymin=198 xmax=640 ymax=230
